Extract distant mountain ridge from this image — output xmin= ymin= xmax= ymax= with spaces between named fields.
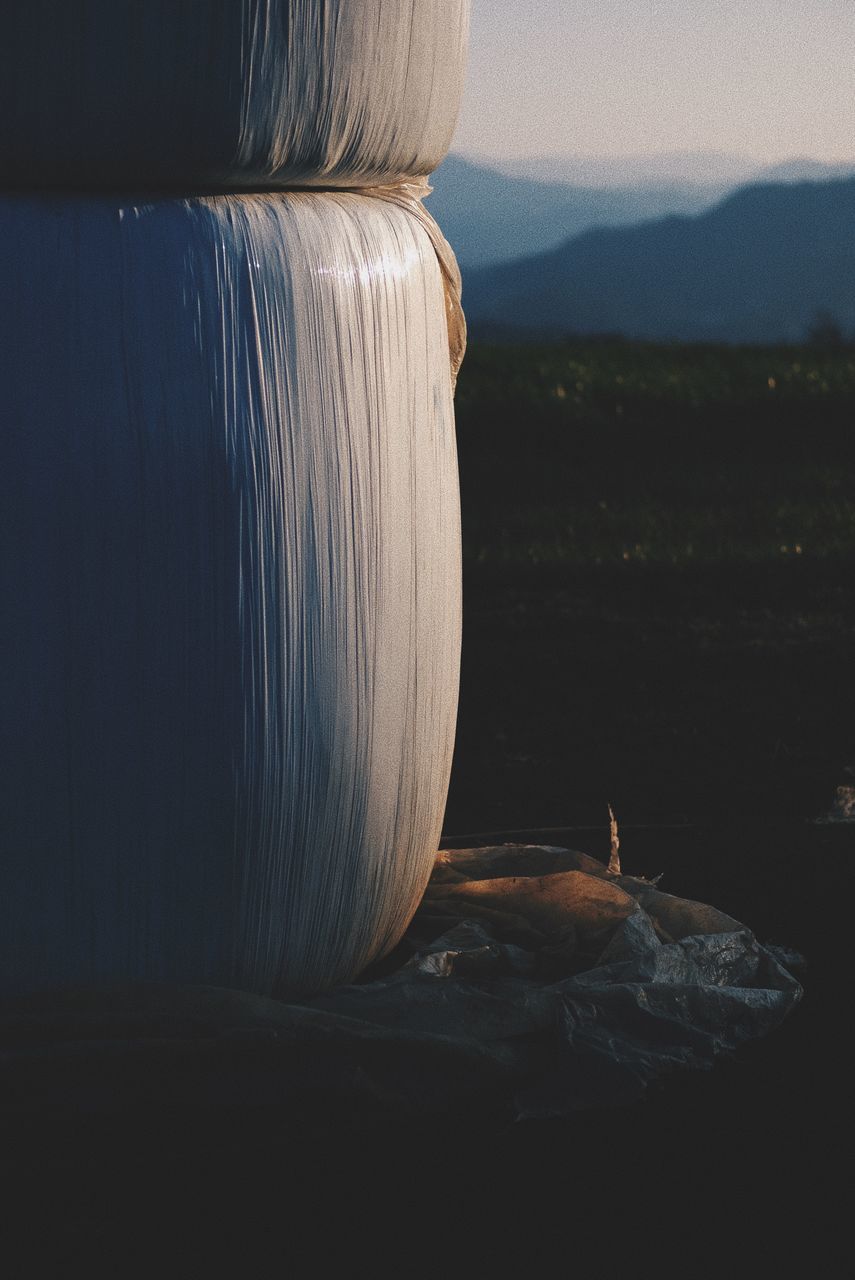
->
xmin=427 ymin=154 xmax=731 ymax=269
xmin=489 ymin=150 xmax=855 ymax=190
xmin=463 ymin=176 xmax=855 ymax=344
xmin=427 ymin=152 xmax=855 ymax=271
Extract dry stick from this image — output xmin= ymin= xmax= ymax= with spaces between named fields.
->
xmin=607 ymin=804 xmax=621 ymax=875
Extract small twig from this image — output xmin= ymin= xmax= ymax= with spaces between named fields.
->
xmin=607 ymin=804 xmax=621 ymax=875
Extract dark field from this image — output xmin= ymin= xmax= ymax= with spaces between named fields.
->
xmin=446 ymin=339 xmax=855 ymax=833
xmin=432 ymin=343 xmax=851 ymax=1257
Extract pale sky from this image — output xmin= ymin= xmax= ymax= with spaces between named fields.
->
xmin=453 ymin=0 xmax=855 ymax=163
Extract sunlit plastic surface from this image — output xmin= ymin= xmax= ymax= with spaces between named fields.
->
xmin=0 ymin=191 xmax=462 ymax=995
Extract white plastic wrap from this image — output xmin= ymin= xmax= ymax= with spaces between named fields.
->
xmin=0 ymin=190 xmax=462 ymax=996
xmin=0 ymin=0 xmax=469 ymax=190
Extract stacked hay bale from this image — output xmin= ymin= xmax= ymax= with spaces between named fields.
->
xmin=0 ymin=1 xmax=469 ymax=996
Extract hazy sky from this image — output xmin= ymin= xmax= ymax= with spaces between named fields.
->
xmin=453 ymin=0 xmax=855 ymax=162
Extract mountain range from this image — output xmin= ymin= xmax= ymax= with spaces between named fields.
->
xmin=491 ymin=150 xmax=855 ymax=190
xmin=427 ymin=152 xmax=855 ymax=270
xmin=461 ymin=176 xmax=855 ymax=344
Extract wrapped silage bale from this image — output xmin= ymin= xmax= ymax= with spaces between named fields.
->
xmin=0 ymin=190 xmax=461 ymax=996
xmin=0 ymin=0 xmax=470 ymax=190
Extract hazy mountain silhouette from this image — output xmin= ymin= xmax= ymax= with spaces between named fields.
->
xmin=761 ymin=157 xmax=855 ymax=183
xmin=497 ymin=151 xmax=855 ymax=189
xmin=427 ymin=154 xmax=732 ymax=269
xmin=429 ymin=153 xmax=855 ymax=271
xmin=462 ymin=177 xmax=855 ymax=344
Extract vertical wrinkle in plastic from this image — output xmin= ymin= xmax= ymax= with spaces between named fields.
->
xmin=0 ymin=192 xmax=461 ymax=996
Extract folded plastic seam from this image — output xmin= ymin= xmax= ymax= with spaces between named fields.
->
xmin=355 ymin=177 xmax=465 ymax=387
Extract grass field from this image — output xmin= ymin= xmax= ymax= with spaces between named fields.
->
xmin=444 ymin=339 xmax=855 ymax=833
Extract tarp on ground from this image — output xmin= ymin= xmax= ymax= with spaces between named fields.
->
xmin=0 ymin=846 xmax=802 ymax=1118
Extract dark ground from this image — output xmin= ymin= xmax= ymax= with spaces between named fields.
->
xmin=447 ymin=339 xmax=855 ymax=832
xmin=3 ymin=824 xmax=845 ymax=1267
xmin=439 ymin=341 xmax=851 ymax=1262
xmin=4 ymin=341 xmax=853 ymax=1264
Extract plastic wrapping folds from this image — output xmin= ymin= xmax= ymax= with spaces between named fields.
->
xmin=0 ymin=846 xmax=803 ymax=1120
xmin=0 ymin=0 xmax=470 ymax=190
xmin=0 ymin=191 xmax=462 ymax=996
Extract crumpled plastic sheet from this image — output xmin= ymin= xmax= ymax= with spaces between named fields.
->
xmin=0 ymin=0 xmax=469 ymax=191
xmin=0 ymin=846 xmax=802 ymax=1120
xmin=313 ymin=844 xmax=803 ymax=1113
